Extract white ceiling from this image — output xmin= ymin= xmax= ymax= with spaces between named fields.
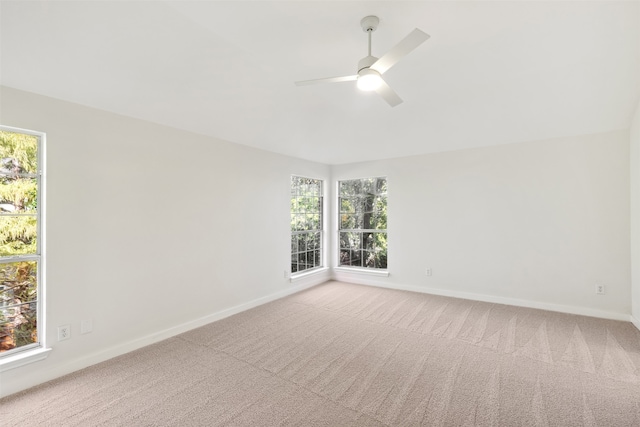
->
xmin=1 ymin=1 xmax=639 ymax=165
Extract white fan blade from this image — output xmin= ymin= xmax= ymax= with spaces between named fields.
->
xmin=375 ymin=79 xmax=403 ymax=107
xmin=295 ymin=75 xmax=357 ymax=86
xmin=371 ymin=28 xmax=430 ymax=75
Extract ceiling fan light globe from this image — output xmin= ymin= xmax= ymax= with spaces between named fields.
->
xmin=357 ymin=70 xmax=383 ymax=91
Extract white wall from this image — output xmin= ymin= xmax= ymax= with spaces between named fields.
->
xmin=0 ymin=86 xmax=331 ymax=397
xmin=333 ymin=131 xmax=631 ymax=319
xmin=631 ymin=100 xmax=640 ymax=329
xmin=0 ymin=85 xmax=634 ymax=397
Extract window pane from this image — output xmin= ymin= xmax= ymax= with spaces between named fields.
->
xmin=363 ymin=212 xmax=375 ymax=229
xmin=306 ymin=213 xmax=318 ymax=231
xmin=364 ymin=251 xmax=376 ymax=268
xmin=0 ymin=216 xmax=38 ymax=256
xmin=339 ymin=249 xmax=362 ymax=267
xmin=0 ymin=260 xmax=38 ymax=353
xmin=374 ymin=196 xmax=387 ymax=229
xmin=307 ymin=197 xmax=319 ymax=210
xmin=349 ymin=250 xmax=363 ymax=267
xmin=375 ymin=234 xmax=388 ymax=268
xmin=0 ymin=302 xmax=37 ymax=352
xmin=0 ymin=177 xmax=38 ymax=214
xmin=364 ymin=233 xmax=375 ymax=251
xmin=340 ymin=197 xmax=355 ymax=213
xmin=0 ymin=131 xmax=38 ymax=175
xmin=340 ymin=232 xmax=362 ymax=249
xmin=362 ymin=178 xmax=375 ymax=195
xmin=377 ymin=249 xmax=388 ymax=269
xmin=340 ymin=180 xmax=362 ymax=197
xmin=291 ymin=214 xmax=301 ymax=231
xmin=340 ymin=213 xmax=363 ymax=230
xmin=339 ymin=181 xmax=387 ymax=230
xmin=301 ymin=197 xmax=310 ymax=212
xmin=0 ymin=261 xmax=37 ymax=304
xmin=339 ymin=249 xmax=349 ymax=265
xmin=363 ymin=194 xmax=374 ymax=213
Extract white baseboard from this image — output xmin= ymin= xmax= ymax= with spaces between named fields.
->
xmin=335 ymin=277 xmax=631 ymax=322
xmin=1 ymin=280 xmax=322 ymax=398
xmin=3 ymin=274 xmax=633 ymax=398
xmin=290 ymin=267 xmax=331 ymax=287
xmin=332 ymin=269 xmax=392 ymax=288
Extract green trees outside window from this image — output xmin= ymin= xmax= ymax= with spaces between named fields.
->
xmin=339 ymin=177 xmax=387 ymax=269
xmin=0 ymin=129 xmax=41 ymax=354
xmin=291 ymin=176 xmax=323 ymax=274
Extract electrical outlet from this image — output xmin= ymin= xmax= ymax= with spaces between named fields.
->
xmin=81 ymin=319 xmax=93 ymax=334
xmin=426 ymin=268 xmax=432 ymax=276
xmin=57 ymin=325 xmax=71 ymax=341
xmin=596 ymin=284 xmax=605 ymax=295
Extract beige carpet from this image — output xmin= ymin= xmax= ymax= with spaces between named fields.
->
xmin=2 ymin=281 xmax=640 ymax=426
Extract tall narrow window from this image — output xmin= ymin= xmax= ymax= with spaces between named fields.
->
xmin=291 ymin=176 xmax=323 ymax=274
xmin=0 ymin=127 xmax=43 ymax=356
xmin=339 ymin=177 xmax=387 ymax=269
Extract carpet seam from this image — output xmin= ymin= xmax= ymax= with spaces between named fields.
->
xmin=207 ymin=339 xmax=393 ymax=426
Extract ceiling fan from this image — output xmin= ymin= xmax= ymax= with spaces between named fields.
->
xmin=295 ymin=16 xmax=430 ymax=107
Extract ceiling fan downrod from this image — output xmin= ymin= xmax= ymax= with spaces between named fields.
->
xmin=360 ymin=16 xmax=379 ymax=66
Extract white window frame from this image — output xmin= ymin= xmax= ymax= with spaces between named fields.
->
xmin=0 ymin=125 xmax=49 ymax=372
xmin=290 ymin=176 xmax=324 ymax=276
xmin=337 ymin=176 xmax=388 ymax=271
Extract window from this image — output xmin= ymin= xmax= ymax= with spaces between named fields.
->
xmin=0 ymin=127 xmax=43 ymax=357
xmin=339 ymin=177 xmax=387 ymax=269
xmin=291 ymin=176 xmax=323 ymax=274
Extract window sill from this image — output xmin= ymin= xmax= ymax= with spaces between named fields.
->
xmin=0 ymin=347 xmax=51 ymax=372
xmin=333 ymin=267 xmax=390 ymax=277
xmin=290 ymin=267 xmax=329 ymax=283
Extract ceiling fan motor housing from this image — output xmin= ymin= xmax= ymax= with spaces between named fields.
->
xmin=358 ymin=55 xmax=378 ymax=73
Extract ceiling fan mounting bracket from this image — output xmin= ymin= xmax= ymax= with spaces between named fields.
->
xmin=360 ymin=16 xmax=379 ymax=32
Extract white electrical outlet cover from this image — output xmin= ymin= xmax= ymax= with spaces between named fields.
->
xmin=57 ymin=325 xmax=71 ymax=341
